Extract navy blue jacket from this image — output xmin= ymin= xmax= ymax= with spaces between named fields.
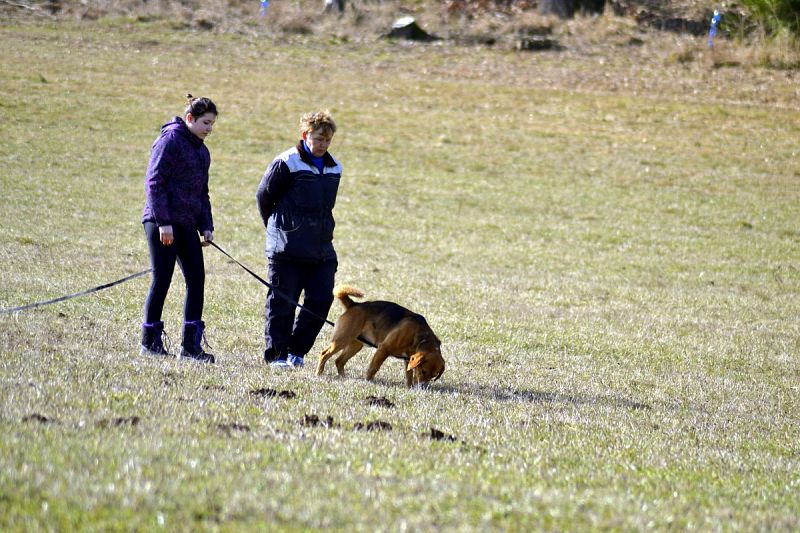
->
xmin=142 ymin=117 xmax=213 ymax=232
xmin=256 ymin=141 xmax=341 ymax=262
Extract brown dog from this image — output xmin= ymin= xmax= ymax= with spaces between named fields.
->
xmin=316 ymin=285 xmax=445 ymax=387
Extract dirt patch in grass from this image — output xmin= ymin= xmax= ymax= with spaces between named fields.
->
xmin=301 ymin=414 xmax=336 ymax=428
xmin=364 ymin=395 xmax=395 ymax=408
xmin=354 ymin=420 xmax=393 ymax=432
xmin=217 ymin=422 xmax=251 ymax=433
xmin=428 ymin=427 xmax=458 ymax=442
xmin=22 ymin=413 xmax=56 ymax=424
xmin=96 ymin=416 xmax=141 ymax=429
xmin=250 ymin=387 xmax=297 ymax=399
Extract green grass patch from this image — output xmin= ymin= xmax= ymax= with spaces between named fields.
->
xmin=1 ymin=19 xmax=799 ymax=531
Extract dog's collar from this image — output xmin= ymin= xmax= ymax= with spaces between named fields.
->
xmin=416 ymin=334 xmax=437 ymax=348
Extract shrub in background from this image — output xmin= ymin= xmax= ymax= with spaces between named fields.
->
xmin=735 ymin=0 xmax=800 ymax=38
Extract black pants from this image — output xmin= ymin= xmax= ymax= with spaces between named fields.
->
xmin=264 ymin=257 xmax=337 ymax=360
xmin=143 ymin=221 xmax=205 ymax=324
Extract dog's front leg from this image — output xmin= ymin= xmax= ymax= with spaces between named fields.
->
xmin=404 ymin=363 xmax=413 ymax=388
xmin=365 ymin=347 xmax=391 ymax=381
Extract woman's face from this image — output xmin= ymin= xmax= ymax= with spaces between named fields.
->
xmin=186 ymin=112 xmax=216 ymax=140
xmin=303 ymin=129 xmax=333 ymax=157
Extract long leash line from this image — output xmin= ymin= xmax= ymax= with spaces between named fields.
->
xmin=0 ymin=243 xmax=326 ymax=319
xmin=1 ymin=241 xmax=378 ymax=350
xmin=0 ymin=269 xmax=153 ymax=315
xmin=208 ymin=241 xmax=377 ymax=348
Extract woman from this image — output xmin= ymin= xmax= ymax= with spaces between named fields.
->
xmin=256 ymin=111 xmax=341 ymax=368
xmin=140 ymin=94 xmax=218 ymax=363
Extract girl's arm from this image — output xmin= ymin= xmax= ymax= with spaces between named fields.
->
xmin=144 ymin=135 xmax=177 ymax=227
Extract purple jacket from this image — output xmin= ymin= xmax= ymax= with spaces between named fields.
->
xmin=142 ymin=117 xmax=213 ymax=232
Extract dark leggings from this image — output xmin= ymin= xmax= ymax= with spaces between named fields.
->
xmin=143 ymin=221 xmax=205 ymax=324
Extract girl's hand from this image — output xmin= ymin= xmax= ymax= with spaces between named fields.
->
xmin=159 ymin=225 xmax=174 ymax=246
xmin=202 ymin=230 xmax=213 ymax=247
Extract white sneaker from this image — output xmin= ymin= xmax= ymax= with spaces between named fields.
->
xmin=287 ymin=354 xmax=305 ymax=368
xmin=269 ymin=359 xmax=292 ymax=368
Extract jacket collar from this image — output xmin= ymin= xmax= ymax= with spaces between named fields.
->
xmin=165 ymin=116 xmax=204 ymax=148
xmin=296 ymin=140 xmax=335 ymax=169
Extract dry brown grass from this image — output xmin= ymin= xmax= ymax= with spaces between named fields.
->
xmin=4 ymin=0 xmax=796 ymax=69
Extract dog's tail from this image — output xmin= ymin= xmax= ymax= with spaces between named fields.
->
xmin=333 ymin=285 xmax=365 ymax=309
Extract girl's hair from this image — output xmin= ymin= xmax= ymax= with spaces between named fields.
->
xmin=184 ymin=94 xmax=218 ymax=118
xmin=300 ymin=110 xmax=336 ymax=136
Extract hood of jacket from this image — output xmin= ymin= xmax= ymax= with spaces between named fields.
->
xmin=160 ymin=116 xmax=205 ymax=148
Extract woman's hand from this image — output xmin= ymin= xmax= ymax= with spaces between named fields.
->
xmin=202 ymin=230 xmax=213 ymax=247
xmin=159 ymin=225 xmax=174 ymax=246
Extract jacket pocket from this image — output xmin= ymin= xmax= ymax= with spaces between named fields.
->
xmin=267 ymin=211 xmax=305 ymax=255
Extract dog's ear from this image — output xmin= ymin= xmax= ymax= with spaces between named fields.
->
xmin=407 ymin=353 xmax=424 ymax=371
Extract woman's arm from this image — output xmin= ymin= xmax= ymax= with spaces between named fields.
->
xmin=256 ymin=158 xmax=291 ymax=228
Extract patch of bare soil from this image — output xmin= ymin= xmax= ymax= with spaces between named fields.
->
xmin=354 ymin=420 xmax=393 ymax=431
xmin=250 ymin=387 xmax=297 ymax=399
xmin=364 ymin=395 xmax=396 ymax=408
xmin=22 ymin=413 xmax=56 ymax=424
xmin=217 ymin=422 xmax=251 ymax=434
xmin=301 ymin=414 xmax=336 ymax=427
xmin=428 ymin=427 xmax=458 ymax=442
xmin=96 ymin=416 xmax=141 ymax=428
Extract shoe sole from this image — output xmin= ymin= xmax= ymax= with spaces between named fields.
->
xmin=180 ymin=356 xmax=215 ymax=364
xmin=140 ymin=348 xmax=173 ymax=357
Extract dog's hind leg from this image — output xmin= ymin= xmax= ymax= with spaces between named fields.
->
xmin=317 ymin=341 xmax=345 ymax=376
xmin=334 ymin=340 xmax=364 ymax=376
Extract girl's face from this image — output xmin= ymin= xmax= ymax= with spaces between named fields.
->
xmin=186 ymin=112 xmax=216 ymax=140
xmin=303 ymin=129 xmax=333 ymax=157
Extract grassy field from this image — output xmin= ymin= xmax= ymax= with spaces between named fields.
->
xmin=1 ymin=14 xmax=799 ymax=531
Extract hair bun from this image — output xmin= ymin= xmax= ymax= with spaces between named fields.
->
xmin=183 ymin=95 xmax=218 ymax=118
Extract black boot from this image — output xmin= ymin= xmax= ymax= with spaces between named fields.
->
xmin=180 ymin=320 xmax=215 ymax=364
xmin=140 ymin=321 xmax=171 ymax=357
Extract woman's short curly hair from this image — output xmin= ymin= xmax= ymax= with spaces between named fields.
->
xmin=300 ymin=110 xmax=336 ymax=137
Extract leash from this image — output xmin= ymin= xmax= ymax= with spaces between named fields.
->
xmin=1 ymin=241 xmax=378 ymax=350
xmin=0 ymin=269 xmax=152 ymax=315
xmin=208 ymin=241 xmax=377 ymax=348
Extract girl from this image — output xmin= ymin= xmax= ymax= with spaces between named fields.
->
xmin=140 ymin=94 xmax=218 ymax=363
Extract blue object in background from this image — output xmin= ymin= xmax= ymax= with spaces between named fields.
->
xmin=708 ymin=10 xmax=721 ymax=49
xmin=260 ymin=0 xmax=269 ymax=16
